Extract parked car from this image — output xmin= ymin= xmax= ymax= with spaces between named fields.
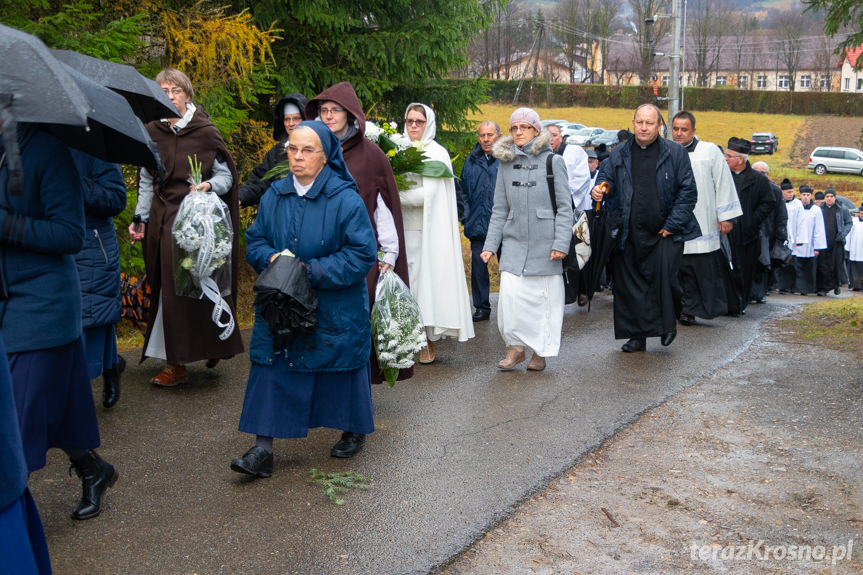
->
xmin=567 ymin=127 xmax=604 ymax=147
xmin=807 ymin=146 xmax=863 ymax=176
xmin=540 ymin=119 xmax=569 ymax=130
xmin=750 ymin=132 xmax=779 ymax=154
xmin=561 ymin=123 xmax=586 ymax=138
xmin=588 ymin=129 xmax=623 ymax=149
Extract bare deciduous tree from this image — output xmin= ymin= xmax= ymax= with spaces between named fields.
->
xmin=630 ymin=0 xmax=671 ymax=84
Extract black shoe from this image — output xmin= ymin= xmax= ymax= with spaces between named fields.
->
xmin=472 ymin=310 xmax=490 ymax=322
xmin=69 ymin=451 xmax=118 ymax=520
xmin=678 ymin=313 xmax=695 ymax=326
xmin=330 ymin=432 xmax=365 ymax=458
xmin=576 ymin=294 xmax=589 ymax=307
xmin=751 ymin=297 xmax=766 ymax=304
xmin=101 ymin=356 xmax=125 ymax=409
xmin=621 ymin=338 xmax=646 ymax=353
xmin=230 ymin=446 xmax=273 ymax=478
xmin=834 ymin=287 xmax=841 ymax=295
xmin=816 ymin=291 xmax=826 ymax=297
xmin=661 ymin=330 xmax=677 ymax=347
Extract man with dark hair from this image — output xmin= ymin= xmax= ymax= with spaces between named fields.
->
xmin=791 ymin=185 xmax=826 ymax=295
xmin=816 ymin=188 xmax=853 ymax=296
xmin=750 ymin=161 xmax=788 ymax=303
xmin=671 ymin=111 xmax=741 ymax=325
xmin=723 ymin=137 xmax=776 ymax=314
xmin=461 ymin=121 xmax=501 ymax=321
xmin=775 ymin=178 xmax=801 ymax=293
xmin=591 ymin=103 xmax=699 ymax=352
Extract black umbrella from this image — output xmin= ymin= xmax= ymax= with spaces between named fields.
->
xmin=51 ymin=49 xmax=179 ymax=123
xmin=0 ymin=24 xmax=162 ymax=173
xmin=0 ymin=23 xmax=90 ymax=127
xmin=44 ymin=62 xmax=163 ymax=173
xmin=582 ymin=183 xmax=621 ymax=305
xmin=253 ymin=255 xmax=318 ymax=351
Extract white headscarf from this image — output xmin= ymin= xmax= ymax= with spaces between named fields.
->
xmin=403 ymin=102 xmax=436 ymax=144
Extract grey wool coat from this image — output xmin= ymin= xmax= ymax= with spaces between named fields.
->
xmin=483 ymin=130 xmax=574 ymax=276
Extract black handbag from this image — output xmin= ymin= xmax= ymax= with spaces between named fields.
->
xmin=770 ymin=241 xmax=793 ymax=268
xmin=545 ymin=155 xmax=580 ymax=272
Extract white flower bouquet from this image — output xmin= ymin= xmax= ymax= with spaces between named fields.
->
xmin=371 ymin=263 xmax=426 ymax=387
xmin=172 ymin=155 xmax=236 ymax=340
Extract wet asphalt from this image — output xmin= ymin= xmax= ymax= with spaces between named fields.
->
xmin=31 ymin=290 xmax=822 ymax=575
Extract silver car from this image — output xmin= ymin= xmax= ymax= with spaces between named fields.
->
xmin=566 ymin=127 xmax=604 ymax=147
xmin=808 ymin=146 xmax=863 ymax=176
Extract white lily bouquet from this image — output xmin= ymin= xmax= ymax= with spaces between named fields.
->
xmin=172 ymin=155 xmax=236 ymax=340
xmin=363 ymin=121 xmax=455 ymax=190
xmin=370 ymin=256 xmax=426 ymax=387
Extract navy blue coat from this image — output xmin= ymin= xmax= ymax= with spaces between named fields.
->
xmin=596 ymin=136 xmax=700 ymax=250
xmin=461 ymin=143 xmax=499 ymax=239
xmin=246 ymin=165 xmax=378 ymax=370
xmin=0 ymin=125 xmax=85 ymax=354
xmin=71 ymin=151 xmax=126 ymax=329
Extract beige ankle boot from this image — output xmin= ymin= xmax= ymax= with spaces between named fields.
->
xmin=526 ymin=353 xmax=546 ymax=371
xmin=497 ymin=346 xmax=526 ymax=370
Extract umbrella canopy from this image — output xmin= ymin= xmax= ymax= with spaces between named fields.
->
xmin=44 ymin=62 xmax=163 ymax=173
xmin=0 ymin=23 xmax=90 ymax=127
xmin=253 ymin=255 xmax=318 ymax=350
xmin=51 ymin=49 xmax=179 ymax=123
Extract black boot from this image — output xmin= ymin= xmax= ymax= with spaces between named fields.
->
xmin=102 ymin=356 xmax=126 ymax=408
xmin=69 ymin=450 xmax=118 ymax=520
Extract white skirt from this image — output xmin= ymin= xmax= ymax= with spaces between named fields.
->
xmin=497 ymin=271 xmax=564 ymax=357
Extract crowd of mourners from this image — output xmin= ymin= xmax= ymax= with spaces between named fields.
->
xmin=1 ymin=68 xmax=862 ymax=573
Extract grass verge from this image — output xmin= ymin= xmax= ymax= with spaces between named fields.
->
xmin=779 ymin=296 xmax=863 ymax=356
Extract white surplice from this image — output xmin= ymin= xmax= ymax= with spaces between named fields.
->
xmin=683 ymin=139 xmax=742 ymax=255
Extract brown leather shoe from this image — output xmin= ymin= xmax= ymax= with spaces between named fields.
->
xmin=418 ymin=340 xmax=435 ymax=364
xmin=497 ymin=346 xmax=526 ymax=370
xmin=526 ymin=354 xmax=546 ymax=371
xmin=150 ymin=365 xmax=188 ymax=387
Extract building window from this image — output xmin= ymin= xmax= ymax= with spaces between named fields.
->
xmin=778 ymin=75 xmax=790 ymax=89
xmin=820 ymin=75 xmax=831 ymax=90
xmin=738 ymin=75 xmax=748 ymax=89
xmin=857 ymin=78 xmax=863 ymax=91
xmin=662 ymin=75 xmax=669 ymax=86
xmin=800 ymin=75 xmax=811 ymax=89
xmin=845 ymin=78 xmax=850 ymax=91
xmin=716 ymin=75 xmax=727 ymax=86
xmin=757 ymin=75 xmax=767 ymax=89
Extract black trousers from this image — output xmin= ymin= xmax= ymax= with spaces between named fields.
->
xmin=469 ymin=237 xmax=491 ymax=314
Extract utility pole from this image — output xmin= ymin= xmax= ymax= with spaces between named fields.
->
xmin=668 ymin=0 xmax=683 ymax=120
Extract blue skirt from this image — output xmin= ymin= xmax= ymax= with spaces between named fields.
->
xmin=9 ymin=338 xmax=100 ymax=473
xmin=239 ymin=357 xmax=374 ymax=439
xmin=82 ymin=324 xmax=118 ymax=380
xmin=0 ymin=490 xmax=51 ymax=575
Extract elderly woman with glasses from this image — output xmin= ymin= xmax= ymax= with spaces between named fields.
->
xmin=398 ymin=103 xmax=474 ymax=364
xmin=305 ymin=83 xmax=412 ymax=395
xmin=480 ymin=108 xmax=573 ymax=371
xmin=230 ymin=121 xmax=378 ymax=476
xmin=129 ymin=68 xmax=244 ymax=387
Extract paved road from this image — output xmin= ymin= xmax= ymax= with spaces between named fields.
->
xmin=33 ymin=290 xmax=789 ymax=575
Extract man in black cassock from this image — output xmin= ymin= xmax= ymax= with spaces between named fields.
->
xmin=723 ymin=138 xmax=776 ymax=315
xmin=816 ymin=188 xmax=853 ymax=296
xmin=591 ymin=104 xmax=700 ymax=352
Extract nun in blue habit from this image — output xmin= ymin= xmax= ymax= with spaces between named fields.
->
xmin=231 ymin=120 xmax=378 ymax=478
xmin=0 ymin=332 xmax=52 ymax=575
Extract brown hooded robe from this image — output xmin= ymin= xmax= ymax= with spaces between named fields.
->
xmin=307 ymin=82 xmax=412 ymax=383
xmin=140 ymin=107 xmax=245 ymax=365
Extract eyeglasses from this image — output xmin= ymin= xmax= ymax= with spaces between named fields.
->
xmin=406 ymin=119 xmax=427 ymax=127
xmin=319 ymin=107 xmax=345 ymax=116
xmin=287 ymin=145 xmax=324 ymax=157
xmin=510 ymin=124 xmax=535 ymax=134
xmin=163 ymin=87 xmax=184 ymax=96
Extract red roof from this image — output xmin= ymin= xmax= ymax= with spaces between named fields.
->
xmin=843 ymin=46 xmax=863 ymax=68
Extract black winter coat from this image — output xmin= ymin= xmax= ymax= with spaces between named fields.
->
xmin=730 ymin=163 xmax=776 ymax=246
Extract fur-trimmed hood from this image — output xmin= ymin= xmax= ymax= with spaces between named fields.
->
xmin=492 ymin=129 xmax=553 ymax=162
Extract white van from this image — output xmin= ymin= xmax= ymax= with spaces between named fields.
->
xmin=808 ymin=146 xmax=863 ymax=176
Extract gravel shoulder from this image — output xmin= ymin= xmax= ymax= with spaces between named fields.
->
xmin=438 ymin=309 xmax=863 ymax=575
